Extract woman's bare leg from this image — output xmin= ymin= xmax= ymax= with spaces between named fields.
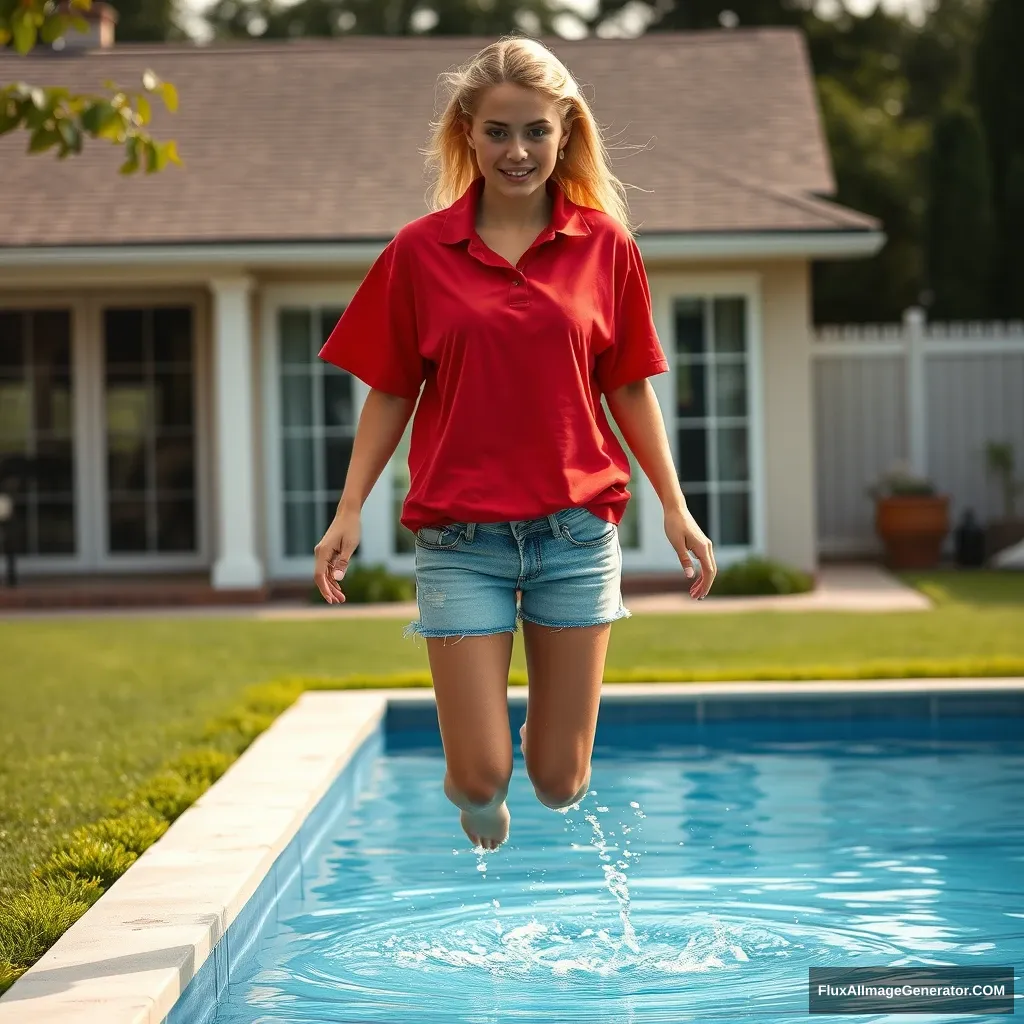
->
xmin=427 ymin=632 xmax=515 ymax=850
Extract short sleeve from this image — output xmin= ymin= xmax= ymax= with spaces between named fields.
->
xmin=594 ymin=233 xmax=669 ymax=394
xmin=318 ymin=234 xmax=424 ymax=400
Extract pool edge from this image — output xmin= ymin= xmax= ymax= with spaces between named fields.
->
xmin=2 ymin=677 xmax=1022 ymax=1023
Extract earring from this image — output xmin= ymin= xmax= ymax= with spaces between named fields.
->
xmin=558 ymin=148 xmax=565 ymax=160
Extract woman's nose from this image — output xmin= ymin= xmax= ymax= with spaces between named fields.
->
xmin=506 ymin=136 xmax=529 ymax=161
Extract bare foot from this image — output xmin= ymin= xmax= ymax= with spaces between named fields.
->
xmin=444 ymin=773 xmax=511 ymax=851
xmin=461 ymin=802 xmax=511 ymax=852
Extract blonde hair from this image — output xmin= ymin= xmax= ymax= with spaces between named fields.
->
xmin=424 ymin=35 xmax=633 ymax=230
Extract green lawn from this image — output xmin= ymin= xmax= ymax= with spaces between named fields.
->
xmin=1 ymin=569 xmax=1022 ymax=898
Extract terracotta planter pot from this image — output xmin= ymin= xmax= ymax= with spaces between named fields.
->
xmin=874 ymin=495 xmax=950 ymax=570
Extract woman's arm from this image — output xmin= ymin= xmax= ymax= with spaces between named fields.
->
xmin=313 ymin=387 xmax=417 ymax=602
xmin=605 ymin=378 xmax=717 ymax=598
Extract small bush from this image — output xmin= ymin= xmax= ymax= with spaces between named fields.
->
xmin=166 ymin=747 xmax=235 ymax=788
xmin=34 ymin=837 xmax=140 ymax=890
xmin=0 ymin=876 xmax=102 ymax=988
xmin=709 ymin=557 xmax=814 ymax=597
xmin=129 ymin=770 xmax=206 ymax=822
xmin=311 ymin=562 xmax=415 ymax=604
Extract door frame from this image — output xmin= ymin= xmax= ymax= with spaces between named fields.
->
xmin=0 ymin=288 xmax=212 ymax=575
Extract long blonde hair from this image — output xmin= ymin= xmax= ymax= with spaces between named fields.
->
xmin=424 ymin=35 xmax=633 ymax=230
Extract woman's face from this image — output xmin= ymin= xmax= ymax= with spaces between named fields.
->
xmin=466 ymin=82 xmax=569 ymax=202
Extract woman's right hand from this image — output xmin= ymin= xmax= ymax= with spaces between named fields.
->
xmin=313 ymin=507 xmax=361 ymax=604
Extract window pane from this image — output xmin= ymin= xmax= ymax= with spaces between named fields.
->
xmin=717 ymin=426 xmax=749 ymax=482
xmin=32 ymin=310 xmax=71 ymax=370
xmin=35 ymin=438 xmax=73 ymax=496
xmin=678 ymin=426 xmax=708 ymax=484
xmin=280 ymin=310 xmax=312 ymax=366
xmin=324 ymin=436 xmax=354 ymax=492
xmin=157 ymin=497 xmax=196 ymax=552
xmin=714 ymin=361 xmax=747 ymax=418
xmin=153 ymin=368 xmax=193 ymax=429
xmin=284 ymin=498 xmax=316 ymax=557
xmin=282 ymin=436 xmax=315 ymax=493
xmin=320 ymin=308 xmax=345 ymax=350
xmin=107 ymin=435 xmax=148 ymax=494
xmin=36 ymin=499 xmax=75 ymax=554
xmin=33 ymin=370 xmax=72 ymax=435
xmin=323 ymin=370 xmax=355 ymax=427
xmin=280 ymin=373 xmax=312 ymax=428
xmin=108 ymin=498 xmax=148 ymax=552
xmin=0 ymin=312 xmax=23 ymax=374
xmin=0 ymin=382 xmax=29 ymax=443
xmin=713 ymin=298 xmax=746 ymax=353
xmin=106 ymin=378 xmax=149 ymax=436
xmin=155 ymin=436 xmax=195 ymax=492
xmin=105 ymin=309 xmax=146 ymax=365
xmin=674 ymin=298 xmax=705 ymax=356
xmin=684 ymin=490 xmax=709 ymax=534
xmin=720 ymin=490 xmax=751 ymax=545
xmin=675 ymin=358 xmax=706 ymax=419
xmin=153 ymin=308 xmax=192 ymax=364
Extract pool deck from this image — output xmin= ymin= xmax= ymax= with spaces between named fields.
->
xmin=1 ymin=677 xmax=1020 ymax=1024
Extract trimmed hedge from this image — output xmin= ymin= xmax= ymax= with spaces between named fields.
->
xmin=708 ymin=557 xmax=814 ymax=597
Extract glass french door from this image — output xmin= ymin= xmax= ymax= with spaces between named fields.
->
xmin=103 ymin=307 xmax=198 ymax=554
xmin=673 ymin=296 xmax=753 ymax=546
xmin=0 ymin=309 xmax=76 ymax=555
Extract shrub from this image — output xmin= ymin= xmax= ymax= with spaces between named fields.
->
xmin=311 ymin=562 xmax=415 ymax=604
xmin=709 ymin=557 xmax=814 ymax=597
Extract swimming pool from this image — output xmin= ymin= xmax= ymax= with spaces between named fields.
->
xmin=168 ymin=686 xmax=1023 ymax=1024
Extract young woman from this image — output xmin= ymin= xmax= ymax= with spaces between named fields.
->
xmin=314 ymin=35 xmax=716 ymax=853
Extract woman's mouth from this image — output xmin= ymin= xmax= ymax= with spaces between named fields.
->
xmin=499 ymin=167 xmax=535 ymax=182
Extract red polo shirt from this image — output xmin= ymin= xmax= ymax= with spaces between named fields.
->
xmin=319 ymin=175 xmax=669 ymax=533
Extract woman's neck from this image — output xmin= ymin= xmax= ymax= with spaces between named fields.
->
xmin=477 ymin=179 xmax=553 ymax=232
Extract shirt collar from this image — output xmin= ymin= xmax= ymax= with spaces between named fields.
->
xmin=438 ymin=174 xmax=591 ymax=245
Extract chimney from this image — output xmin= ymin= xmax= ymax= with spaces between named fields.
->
xmin=54 ymin=1 xmax=118 ymax=51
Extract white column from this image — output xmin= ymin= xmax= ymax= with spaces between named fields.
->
xmin=210 ymin=276 xmax=264 ymax=589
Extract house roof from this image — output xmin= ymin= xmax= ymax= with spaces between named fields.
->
xmin=0 ymin=29 xmax=879 ymax=249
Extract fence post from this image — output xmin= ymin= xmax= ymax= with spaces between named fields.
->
xmin=904 ymin=306 xmax=928 ymax=477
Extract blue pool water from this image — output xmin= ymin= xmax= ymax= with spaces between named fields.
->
xmin=196 ymin=709 xmax=1023 ymax=1023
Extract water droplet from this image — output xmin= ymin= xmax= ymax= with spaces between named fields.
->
xmin=629 ymin=801 xmax=640 ymax=808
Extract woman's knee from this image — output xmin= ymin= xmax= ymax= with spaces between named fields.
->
xmin=527 ymin=760 xmax=591 ymax=809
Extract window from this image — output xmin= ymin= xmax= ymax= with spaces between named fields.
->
xmin=104 ymin=307 xmax=197 ymax=553
xmin=0 ymin=309 xmax=75 ymax=555
xmin=673 ymin=296 xmax=752 ymax=546
xmin=278 ymin=307 xmax=356 ymax=557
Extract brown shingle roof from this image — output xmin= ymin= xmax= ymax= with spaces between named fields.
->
xmin=0 ymin=29 xmax=877 ymax=247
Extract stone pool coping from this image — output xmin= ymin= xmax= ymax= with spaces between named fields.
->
xmin=2 ymin=677 xmax=1022 ymax=1024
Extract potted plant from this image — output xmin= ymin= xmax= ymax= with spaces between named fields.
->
xmin=984 ymin=441 xmax=1024 ymax=561
xmin=867 ymin=462 xmax=950 ymax=570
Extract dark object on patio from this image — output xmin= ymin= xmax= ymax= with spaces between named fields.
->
xmin=954 ymin=508 xmax=986 ymax=567
xmin=0 ymin=455 xmax=39 ymax=587
xmin=984 ymin=441 xmax=1024 ymax=562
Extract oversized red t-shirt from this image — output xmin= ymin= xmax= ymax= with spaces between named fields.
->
xmin=319 ymin=175 xmax=669 ymax=533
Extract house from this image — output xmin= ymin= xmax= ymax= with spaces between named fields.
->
xmin=0 ymin=21 xmax=882 ymax=596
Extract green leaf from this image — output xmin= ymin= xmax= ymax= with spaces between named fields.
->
xmin=80 ymin=100 xmax=117 ymax=135
xmin=11 ymin=9 xmax=38 ymax=54
xmin=0 ymin=28 xmax=12 ymax=47
xmin=40 ymin=14 xmax=69 ymax=44
xmin=57 ymin=118 xmax=82 ymax=154
xmin=164 ymin=139 xmax=182 ymax=166
xmin=70 ymin=16 xmax=90 ymax=33
xmin=69 ymin=0 xmax=93 ymax=10
xmin=28 ymin=127 xmax=61 ymax=153
xmin=134 ymin=94 xmax=151 ymax=126
xmin=120 ymin=136 xmax=140 ymax=175
xmin=158 ymin=82 xmax=178 ymax=113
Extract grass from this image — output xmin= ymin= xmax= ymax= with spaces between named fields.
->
xmin=0 ymin=567 xmax=1022 ymax=992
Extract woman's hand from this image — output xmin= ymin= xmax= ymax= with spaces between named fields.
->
xmin=313 ymin=507 xmax=361 ymax=604
xmin=664 ymin=504 xmax=716 ymax=599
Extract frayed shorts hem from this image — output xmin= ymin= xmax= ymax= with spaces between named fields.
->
xmin=402 ymin=604 xmax=631 ymax=640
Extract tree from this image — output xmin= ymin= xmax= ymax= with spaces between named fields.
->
xmin=0 ymin=0 xmax=179 ymax=172
xmin=1005 ymin=154 xmax=1024 ymax=319
xmin=203 ymin=0 xmax=563 ymax=40
xmin=925 ymin=104 xmax=995 ymax=320
xmin=974 ymin=0 xmax=1024 ymax=317
xmin=111 ymin=0 xmax=185 ymax=42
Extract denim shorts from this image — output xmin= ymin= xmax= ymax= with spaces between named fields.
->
xmin=402 ymin=506 xmax=632 ymax=639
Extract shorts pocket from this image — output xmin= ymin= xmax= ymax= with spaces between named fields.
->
xmin=415 ymin=524 xmax=465 ymax=551
xmin=559 ymin=509 xmax=617 ymax=548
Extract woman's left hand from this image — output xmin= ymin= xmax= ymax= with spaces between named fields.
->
xmin=664 ymin=505 xmax=716 ymax=599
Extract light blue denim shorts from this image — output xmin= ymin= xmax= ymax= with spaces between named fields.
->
xmin=402 ymin=506 xmax=632 ymax=639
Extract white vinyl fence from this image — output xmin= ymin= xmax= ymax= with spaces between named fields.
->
xmin=813 ymin=308 xmax=1024 ymax=556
